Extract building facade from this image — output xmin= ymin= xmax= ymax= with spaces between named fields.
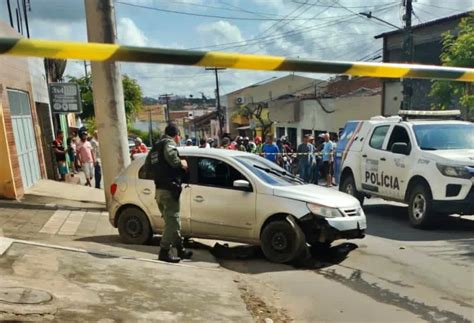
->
xmin=375 ymin=12 xmax=469 ymax=115
xmin=224 ymin=75 xmax=326 ymax=137
xmin=0 ymin=22 xmax=51 ymax=198
xmin=270 ymin=77 xmax=382 ymax=147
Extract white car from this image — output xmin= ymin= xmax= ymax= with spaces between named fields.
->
xmin=109 ymin=148 xmax=366 ymax=263
xmin=336 ymin=111 xmax=474 ymax=229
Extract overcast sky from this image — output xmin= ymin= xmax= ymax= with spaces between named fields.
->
xmin=0 ymin=0 xmax=472 ymax=98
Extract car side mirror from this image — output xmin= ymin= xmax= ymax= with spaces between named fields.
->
xmin=233 ymin=180 xmax=251 ymax=190
xmin=391 ymin=142 xmax=409 ymax=155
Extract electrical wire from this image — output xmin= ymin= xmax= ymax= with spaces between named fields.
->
xmin=291 ymin=0 xmax=400 ymax=9
xmin=115 ymin=1 xmax=340 ymax=21
xmin=189 ymin=3 xmax=398 ymax=52
xmin=414 ymin=1 xmax=473 ymax=12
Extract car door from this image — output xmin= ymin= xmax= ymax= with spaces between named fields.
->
xmin=188 ymin=156 xmax=256 ymax=240
xmin=384 ymin=125 xmax=414 ymax=200
xmin=360 ymin=124 xmax=392 ymax=197
xmin=136 ymin=161 xmax=191 ymax=234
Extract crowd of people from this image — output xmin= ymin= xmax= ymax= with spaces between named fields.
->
xmin=53 ymin=127 xmax=101 ymax=188
xmin=186 ymin=133 xmax=338 ymax=187
xmin=53 ymin=127 xmax=336 ymax=188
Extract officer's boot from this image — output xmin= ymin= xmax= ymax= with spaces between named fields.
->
xmin=158 ymin=248 xmax=180 ymax=263
xmin=177 ymin=247 xmax=193 ymax=260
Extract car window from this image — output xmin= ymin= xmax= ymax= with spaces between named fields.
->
xmin=387 ymin=125 xmax=411 ymax=154
xmin=196 ymin=157 xmax=248 ymax=189
xmin=369 ymin=125 xmax=390 ymax=150
xmin=138 ymin=165 xmax=148 ymax=179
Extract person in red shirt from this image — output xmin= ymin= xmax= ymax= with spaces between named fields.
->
xmin=131 ymin=137 xmax=148 ymax=158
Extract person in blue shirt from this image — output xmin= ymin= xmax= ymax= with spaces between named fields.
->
xmin=322 ymin=133 xmax=334 ymax=187
xmin=262 ymin=135 xmax=280 ymax=163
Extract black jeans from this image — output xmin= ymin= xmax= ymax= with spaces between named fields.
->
xmin=94 ymin=162 xmax=102 ymax=189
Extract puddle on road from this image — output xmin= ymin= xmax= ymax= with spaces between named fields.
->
xmin=316 ymin=269 xmax=470 ymax=323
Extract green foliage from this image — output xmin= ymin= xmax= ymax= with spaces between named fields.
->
xmin=67 ymin=74 xmax=143 ymax=125
xmin=430 ymin=12 xmax=474 ymax=119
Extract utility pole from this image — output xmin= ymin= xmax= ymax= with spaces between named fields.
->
xmin=159 ymin=94 xmax=173 ymax=123
xmin=148 ymin=107 xmax=153 ymax=146
xmin=22 ymin=0 xmax=30 ymax=38
xmin=402 ymin=0 xmax=414 ymax=110
xmin=84 ymin=0 xmax=130 ymax=205
xmin=83 ymin=61 xmax=88 ymax=77
xmin=206 ymin=67 xmax=226 ymax=138
xmin=6 ymin=0 xmax=14 ymax=28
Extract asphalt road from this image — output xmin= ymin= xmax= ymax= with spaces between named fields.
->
xmin=215 ymin=198 xmax=474 ymax=322
xmin=0 ymin=200 xmax=472 ymax=322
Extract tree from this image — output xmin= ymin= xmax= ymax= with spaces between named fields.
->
xmin=233 ymin=102 xmax=273 ymax=139
xmin=68 ymin=74 xmax=143 ymax=125
xmin=430 ymin=12 xmax=474 ymax=120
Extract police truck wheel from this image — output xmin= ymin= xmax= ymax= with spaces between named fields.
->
xmin=340 ymin=175 xmax=364 ymax=205
xmin=260 ymin=219 xmax=306 ymax=263
xmin=118 ymin=207 xmax=153 ymax=245
xmin=408 ymin=184 xmax=436 ymax=229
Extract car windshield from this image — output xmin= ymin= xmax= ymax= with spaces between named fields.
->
xmin=413 ymin=123 xmax=474 ymax=150
xmin=235 ymin=156 xmax=303 ymax=186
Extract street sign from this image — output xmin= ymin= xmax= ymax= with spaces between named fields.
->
xmin=48 ymin=83 xmax=82 ymax=114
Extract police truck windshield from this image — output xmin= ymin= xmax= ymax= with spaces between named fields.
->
xmin=413 ymin=123 xmax=474 ymax=150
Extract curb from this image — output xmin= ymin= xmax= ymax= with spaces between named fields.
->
xmin=0 ymin=200 xmax=106 ymax=212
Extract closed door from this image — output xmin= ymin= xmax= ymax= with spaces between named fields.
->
xmin=189 ymin=157 xmax=256 ymax=240
xmin=135 ymin=163 xmax=191 ymax=235
xmin=7 ymin=90 xmax=41 ymax=189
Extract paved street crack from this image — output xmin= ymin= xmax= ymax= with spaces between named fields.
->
xmin=316 ymin=269 xmax=470 ymax=323
xmin=237 ymin=280 xmax=291 ymax=323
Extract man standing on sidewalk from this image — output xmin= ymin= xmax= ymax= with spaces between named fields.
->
xmin=52 ymin=130 xmax=67 ymax=181
xmin=90 ymin=130 xmax=101 ymax=189
xmin=77 ymin=130 xmax=95 ymax=187
xmin=146 ymin=123 xmax=192 ymax=263
xmin=322 ymin=133 xmax=335 ymax=187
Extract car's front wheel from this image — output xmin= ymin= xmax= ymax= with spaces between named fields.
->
xmin=408 ymin=184 xmax=436 ymax=229
xmin=260 ymin=218 xmax=306 ymax=263
xmin=117 ymin=207 xmax=153 ymax=244
xmin=340 ymin=174 xmax=364 ymax=205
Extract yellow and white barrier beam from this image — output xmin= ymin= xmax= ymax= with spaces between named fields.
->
xmin=1 ymin=38 xmax=473 ymax=82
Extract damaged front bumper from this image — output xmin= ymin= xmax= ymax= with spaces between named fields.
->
xmin=298 ymin=212 xmax=367 ymax=244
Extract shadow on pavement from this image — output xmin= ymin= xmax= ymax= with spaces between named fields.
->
xmin=215 ymin=242 xmax=359 ymax=274
xmin=364 ymin=204 xmax=474 ymax=242
xmin=75 ymin=235 xmax=358 ymax=273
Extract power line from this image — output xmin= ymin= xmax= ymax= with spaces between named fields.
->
xmin=415 ymin=1 xmax=473 ymax=12
xmin=164 ymin=0 xmax=311 ymax=19
xmin=115 ymin=1 xmax=348 ymax=21
xmin=291 ymin=0 xmax=400 ymax=9
xmin=188 ymin=4 xmax=398 ymax=53
xmin=199 ymin=4 xmax=397 ymax=53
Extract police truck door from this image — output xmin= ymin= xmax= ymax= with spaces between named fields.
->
xmin=384 ymin=125 xmax=414 ymax=200
xmin=360 ymin=125 xmax=392 ymax=197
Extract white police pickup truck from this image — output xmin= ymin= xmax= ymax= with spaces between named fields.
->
xmin=334 ymin=110 xmax=474 ymax=228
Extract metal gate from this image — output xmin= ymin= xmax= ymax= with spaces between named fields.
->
xmin=7 ymin=90 xmax=41 ymax=189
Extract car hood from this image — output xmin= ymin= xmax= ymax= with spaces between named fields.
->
xmin=273 ymin=184 xmax=360 ymax=208
xmin=423 ymin=149 xmax=474 ymax=165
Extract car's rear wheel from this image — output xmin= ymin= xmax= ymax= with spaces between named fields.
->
xmin=408 ymin=184 xmax=436 ymax=229
xmin=260 ymin=218 xmax=306 ymax=263
xmin=117 ymin=207 xmax=153 ymax=244
xmin=340 ymin=174 xmax=364 ymax=205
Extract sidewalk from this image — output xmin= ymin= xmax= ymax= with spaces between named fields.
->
xmin=0 ymin=179 xmax=106 ymax=211
xmin=0 ymin=237 xmax=253 ymax=322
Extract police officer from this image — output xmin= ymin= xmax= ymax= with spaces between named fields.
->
xmin=147 ymin=123 xmax=193 ymax=263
